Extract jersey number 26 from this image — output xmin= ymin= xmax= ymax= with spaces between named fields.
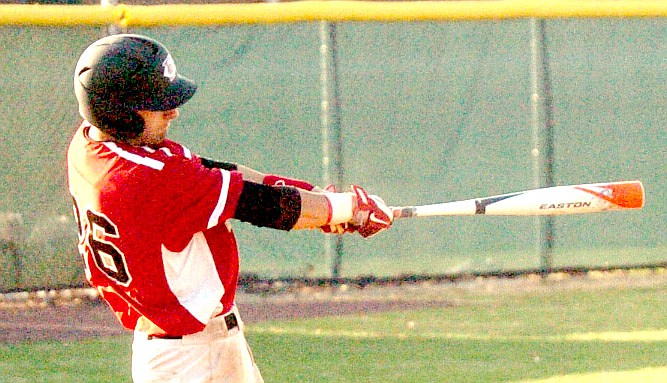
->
xmin=72 ymin=198 xmax=132 ymax=286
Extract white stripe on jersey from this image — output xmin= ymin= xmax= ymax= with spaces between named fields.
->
xmin=161 ymin=232 xmax=225 ymax=324
xmin=207 ymin=169 xmax=231 ymax=229
xmin=159 ymin=147 xmax=174 ymax=157
xmin=104 ymin=142 xmax=165 ymax=171
xmin=181 ymin=145 xmax=192 ymax=159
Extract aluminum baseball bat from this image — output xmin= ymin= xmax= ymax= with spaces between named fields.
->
xmin=391 ymin=180 xmax=644 ymax=218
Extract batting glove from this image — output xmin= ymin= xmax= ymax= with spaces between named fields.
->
xmin=351 ymin=185 xmax=394 ymax=238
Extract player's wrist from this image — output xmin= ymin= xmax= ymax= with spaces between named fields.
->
xmin=325 ymin=192 xmax=355 ymax=225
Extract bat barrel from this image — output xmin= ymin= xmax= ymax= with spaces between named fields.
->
xmin=391 ymin=180 xmax=644 ymax=218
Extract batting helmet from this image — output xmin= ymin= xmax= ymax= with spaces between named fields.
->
xmin=74 ymin=34 xmax=197 ymax=141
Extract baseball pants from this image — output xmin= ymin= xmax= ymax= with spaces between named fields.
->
xmin=131 ymin=307 xmax=264 ymax=383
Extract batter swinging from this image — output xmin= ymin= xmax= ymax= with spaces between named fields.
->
xmin=67 ymin=34 xmax=393 ymax=383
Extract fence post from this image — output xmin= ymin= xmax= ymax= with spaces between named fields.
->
xmin=1 ymin=213 xmax=25 ymax=291
xmin=530 ymin=18 xmax=555 ymax=274
xmin=101 ymin=0 xmax=124 ymax=35
xmin=319 ymin=21 xmax=344 ymax=279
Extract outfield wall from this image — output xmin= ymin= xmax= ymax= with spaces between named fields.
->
xmin=0 ymin=16 xmax=665 ymax=290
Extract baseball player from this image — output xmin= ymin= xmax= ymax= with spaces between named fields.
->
xmin=67 ymin=34 xmax=393 ymax=383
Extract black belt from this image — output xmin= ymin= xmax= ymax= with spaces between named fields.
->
xmin=147 ymin=312 xmax=239 ymax=340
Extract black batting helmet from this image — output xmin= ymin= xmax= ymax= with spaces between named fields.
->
xmin=74 ymin=34 xmax=197 ymax=140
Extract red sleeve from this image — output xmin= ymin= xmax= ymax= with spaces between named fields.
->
xmin=155 ymin=155 xmax=244 ymax=252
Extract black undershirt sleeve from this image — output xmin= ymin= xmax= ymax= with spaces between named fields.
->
xmin=234 ymin=181 xmax=302 ymax=231
xmin=200 ymin=157 xmax=238 ymax=171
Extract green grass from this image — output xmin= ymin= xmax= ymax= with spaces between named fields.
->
xmin=1 ymin=338 xmax=132 ymax=383
xmin=250 ymin=284 xmax=667 ymax=382
xmin=2 ymin=283 xmax=666 ymax=382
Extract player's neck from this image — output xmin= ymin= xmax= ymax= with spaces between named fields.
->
xmin=87 ymin=125 xmax=114 ymax=142
xmin=87 ymin=124 xmax=144 ymax=147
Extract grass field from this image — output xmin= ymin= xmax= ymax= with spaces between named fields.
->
xmin=1 ymin=275 xmax=666 ymax=382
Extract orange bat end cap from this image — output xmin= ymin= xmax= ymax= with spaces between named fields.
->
xmin=577 ymin=181 xmax=644 ymax=209
xmin=609 ymin=181 xmax=645 ymax=209
xmin=575 ymin=181 xmax=645 ymax=209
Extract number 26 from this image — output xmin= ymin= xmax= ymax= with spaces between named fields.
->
xmin=72 ymin=198 xmax=132 ymax=286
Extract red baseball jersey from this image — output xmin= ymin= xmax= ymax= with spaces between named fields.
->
xmin=67 ymin=122 xmax=244 ymax=336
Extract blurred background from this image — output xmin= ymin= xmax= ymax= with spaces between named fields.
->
xmin=0 ymin=1 xmax=665 ymax=291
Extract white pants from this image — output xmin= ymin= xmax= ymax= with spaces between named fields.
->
xmin=132 ymin=308 xmax=264 ymax=383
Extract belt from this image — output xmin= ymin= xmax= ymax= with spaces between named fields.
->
xmin=147 ymin=311 xmax=239 ymax=340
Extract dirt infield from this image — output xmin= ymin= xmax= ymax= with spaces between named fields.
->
xmin=2 ymin=270 xmax=666 ymax=344
xmin=0 ymin=298 xmax=455 ymax=344
xmin=0 ymin=286 xmax=455 ymax=344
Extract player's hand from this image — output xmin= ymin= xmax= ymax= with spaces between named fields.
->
xmin=351 ymin=185 xmax=393 ymax=238
xmin=320 ymin=184 xmax=357 ymax=235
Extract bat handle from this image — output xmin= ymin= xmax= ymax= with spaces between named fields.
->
xmin=391 ymin=206 xmax=416 ymax=219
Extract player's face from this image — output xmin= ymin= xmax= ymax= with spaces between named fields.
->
xmin=136 ymin=109 xmax=180 ymax=147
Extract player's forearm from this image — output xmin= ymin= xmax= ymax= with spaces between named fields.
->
xmin=233 ymin=182 xmax=354 ymax=231
xmin=292 ymin=190 xmax=354 ymax=230
xmin=233 ymin=181 xmax=392 ymax=237
xmin=234 ymin=164 xmax=265 ymax=183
